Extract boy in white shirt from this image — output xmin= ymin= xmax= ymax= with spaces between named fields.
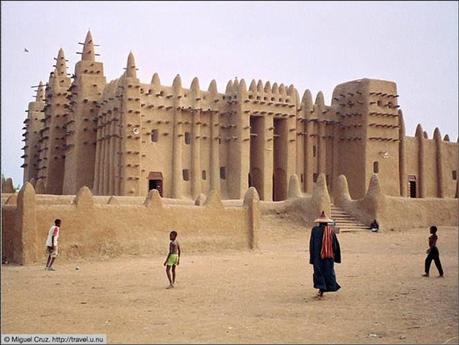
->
xmin=45 ymin=219 xmax=61 ymax=271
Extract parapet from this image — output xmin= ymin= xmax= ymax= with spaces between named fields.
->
xmin=2 ymin=177 xmax=15 ymax=193
xmin=2 ymin=185 xmax=261 ymax=264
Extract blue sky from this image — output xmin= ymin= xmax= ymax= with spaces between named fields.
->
xmin=2 ymin=1 xmax=458 ymax=186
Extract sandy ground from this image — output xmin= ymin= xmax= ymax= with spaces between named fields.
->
xmin=2 ymin=215 xmax=458 ymax=344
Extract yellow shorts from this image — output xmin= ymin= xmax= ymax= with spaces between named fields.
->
xmin=166 ymin=254 xmax=179 ymax=266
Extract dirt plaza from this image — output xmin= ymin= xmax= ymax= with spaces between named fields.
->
xmin=2 ymin=216 xmax=458 ymax=344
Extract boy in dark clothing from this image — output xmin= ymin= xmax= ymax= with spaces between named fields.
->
xmin=422 ymin=226 xmax=444 ymax=277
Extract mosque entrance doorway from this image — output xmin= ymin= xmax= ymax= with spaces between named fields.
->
xmin=148 ymin=172 xmax=163 ymax=197
xmin=408 ymin=175 xmax=417 ymax=198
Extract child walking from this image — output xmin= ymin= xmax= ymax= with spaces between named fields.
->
xmin=45 ymin=219 xmax=61 ymax=271
xmin=422 ymin=225 xmax=444 ymax=277
xmin=163 ymin=230 xmax=181 ymax=289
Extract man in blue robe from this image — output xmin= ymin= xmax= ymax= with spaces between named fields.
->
xmin=309 ymin=211 xmax=341 ymax=298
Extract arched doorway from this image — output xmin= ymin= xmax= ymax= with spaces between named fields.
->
xmin=147 ymin=171 xmax=163 ymax=197
xmin=408 ymin=175 xmax=416 ymax=198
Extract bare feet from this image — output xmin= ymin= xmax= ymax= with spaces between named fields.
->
xmin=166 ymin=284 xmax=174 ymax=289
xmin=314 ymin=291 xmax=323 ymax=299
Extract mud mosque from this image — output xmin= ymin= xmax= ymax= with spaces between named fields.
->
xmin=3 ymin=31 xmax=457 ymax=265
xmin=22 ymin=32 xmax=458 ymax=201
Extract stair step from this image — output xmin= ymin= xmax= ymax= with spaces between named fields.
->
xmin=334 ymin=216 xmax=363 ymax=219
xmin=335 ymin=223 xmax=367 ymax=227
xmin=335 ymin=220 xmax=365 ymax=223
xmin=334 ymin=219 xmax=365 ymax=223
xmin=336 ymin=224 xmax=368 ymax=229
xmin=329 ymin=205 xmax=369 ymax=231
xmin=331 ymin=213 xmax=362 ymax=218
xmin=340 ymin=229 xmax=369 ymax=233
xmin=334 ymin=219 xmax=365 ymax=222
xmin=334 ymin=219 xmax=366 ymax=224
xmin=334 ymin=220 xmax=366 ymax=224
xmin=337 ymin=224 xmax=367 ymax=226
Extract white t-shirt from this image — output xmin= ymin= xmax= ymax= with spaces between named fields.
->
xmin=45 ymin=225 xmax=60 ymax=247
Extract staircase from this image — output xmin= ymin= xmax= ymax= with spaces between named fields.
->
xmin=330 ymin=204 xmax=369 ymax=233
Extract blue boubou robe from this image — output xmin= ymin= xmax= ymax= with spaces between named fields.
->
xmin=309 ymin=224 xmax=341 ymax=292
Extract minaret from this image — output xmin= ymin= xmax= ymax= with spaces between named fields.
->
xmin=22 ymin=82 xmax=45 ymax=183
xmin=190 ymin=77 xmax=202 ymax=199
xmin=398 ymin=110 xmax=407 ymax=196
xmin=36 ymin=81 xmax=46 ymax=100
xmin=226 ymin=77 xmax=250 ymax=199
xmin=81 ymin=30 xmax=95 ymax=61
xmin=332 ymin=79 xmax=400 ymax=198
xmin=208 ymin=80 xmax=221 ymax=193
xmin=37 ymin=49 xmax=71 ymax=194
xmin=63 ymin=31 xmax=106 ymax=194
xmin=118 ymin=52 xmax=142 ymax=196
xmin=171 ymin=74 xmax=184 ymax=198
xmin=315 ymin=91 xmax=326 ymax=174
xmin=94 ymin=78 xmax=122 ymax=195
xmin=302 ymin=89 xmax=314 ymax=193
xmin=126 ymin=51 xmax=136 ymax=78
xmin=415 ymin=123 xmax=425 ymax=198
xmin=433 ymin=127 xmax=444 ymax=197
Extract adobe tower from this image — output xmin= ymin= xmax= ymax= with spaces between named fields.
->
xmin=63 ymin=31 xmax=106 ymax=194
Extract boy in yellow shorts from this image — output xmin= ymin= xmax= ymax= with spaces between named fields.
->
xmin=163 ymin=230 xmax=181 ymax=289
